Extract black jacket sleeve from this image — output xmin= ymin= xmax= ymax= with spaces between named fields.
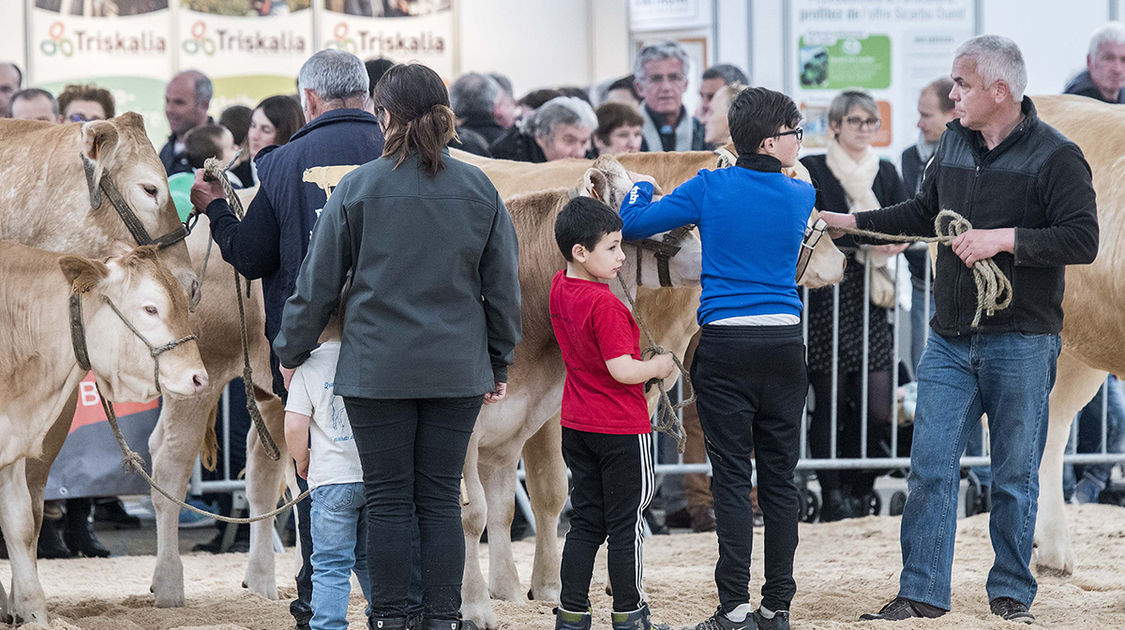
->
xmin=478 ymin=191 xmax=522 ymax=383
xmin=1014 ymin=143 xmax=1099 ymax=267
xmin=206 ymin=185 xmax=282 ymax=280
xmin=272 ymin=179 xmax=355 ymax=369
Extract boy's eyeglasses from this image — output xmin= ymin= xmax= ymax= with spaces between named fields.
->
xmin=843 ymin=116 xmax=881 ymax=130
xmin=68 ymin=113 xmax=104 ymax=122
xmin=774 ymin=127 xmax=804 ymax=142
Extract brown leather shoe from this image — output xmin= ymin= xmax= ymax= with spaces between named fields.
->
xmin=689 ymin=505 xmax=716 ymax=532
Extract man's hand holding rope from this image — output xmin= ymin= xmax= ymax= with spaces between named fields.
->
xmin=819 ymin=210 xmax=1015 ymax=267
xmin=190 ymin=168 xmax=227 ymax=215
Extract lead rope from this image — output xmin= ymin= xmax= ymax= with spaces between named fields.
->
xmin=615 ymin=273 xmax=693 ymax=453
xmin=70 ymin=291 xmax=309 ymax=523
xmin=202 ymin=156 xmax=281 ymax=461
xmin=839 ymin=209 xmax=1012 ymax=327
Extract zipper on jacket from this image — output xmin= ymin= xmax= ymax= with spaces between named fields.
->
xmin=955 ymin=160 xmax=985 ymax=333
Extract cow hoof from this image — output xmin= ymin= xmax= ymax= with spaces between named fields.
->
xmin=153 ymin=591 xmax=186 ymax=608
xmin=242 ymin=581 xmax=248 ymax=589
xmin=1035 ymin=563 xmax=1073 ymax=578
xmin=461 ymin=602 xmax=497 ymax=630
xmin=528 ymin=585 xmax=560 ymax=603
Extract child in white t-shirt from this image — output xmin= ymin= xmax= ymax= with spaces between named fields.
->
xmin=284 ymin=313 xmax=369 ymax=630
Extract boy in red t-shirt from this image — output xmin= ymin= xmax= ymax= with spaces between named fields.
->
xmin=549 ymin=196 xmax=676 ymax=630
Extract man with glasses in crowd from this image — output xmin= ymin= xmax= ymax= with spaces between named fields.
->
xmin=821 ymin=35 xmax=1098 ymax=624
xmin=633 ymin=41 xmax=707 ymax=153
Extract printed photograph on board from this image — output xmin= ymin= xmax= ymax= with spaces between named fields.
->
xmin=35 ymin=0 xmax=169 ymax=15
xmin=324 ymin=0 xmax=450 ymax=17
xmin=179 ymin=0 xmax=311 ymax=16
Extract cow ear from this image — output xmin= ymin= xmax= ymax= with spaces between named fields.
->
xmin=581 ymin=168 xmax=611 ymax=203
xmin=59 ymin=256 xmax=110 ymax=294
xmin=81 ymin=120 xmax=120 ymax=199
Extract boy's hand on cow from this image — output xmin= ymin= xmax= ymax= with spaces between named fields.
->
xmin=819 ymin=211 xmax=857 ymax=238
xmin=628 ymin=171 xmax=658 ymax=188
xmin=190 ymin=169 xmax=226 ymax=214
xmin=483 ymin=381 xmax=507 ymax=405
xmin=651 ymin=353 xmax=676 ymax=380
xmin=951 ymin=228 xmax=1015 ymax=267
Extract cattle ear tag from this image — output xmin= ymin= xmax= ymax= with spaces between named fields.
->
xmin=582 ymin=168 xmax=609 ymax=202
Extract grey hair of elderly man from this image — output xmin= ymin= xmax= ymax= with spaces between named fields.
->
xmin=523 ymin=96 xmax=597 ymax=140
xmin=449 ymin=72 xmax=503 ymax=122
xmin=954 ymin=34 xmax=1027 ymax=102
xmin=632 ymin=41 xmax=691 ymax=82
xmin=297 ymin=49 xmax=370 ymax=120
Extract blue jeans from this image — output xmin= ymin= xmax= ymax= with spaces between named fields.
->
xmin=1063 ymin=375 xmax=1125 ymax=499
xmin=898 ymin=332 xmax=1059 ymax=610
xmin=310 ymin=482 xmax=371 ymax=630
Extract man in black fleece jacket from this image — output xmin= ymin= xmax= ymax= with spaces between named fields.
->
xmin=822 ymin=35 xmax=1098 ymax=625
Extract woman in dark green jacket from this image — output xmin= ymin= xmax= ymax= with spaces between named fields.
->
xmin=273 ymin=62 xmax=521 ymax=630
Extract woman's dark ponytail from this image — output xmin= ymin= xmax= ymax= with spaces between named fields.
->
xmin=376 ymin=64 xmax=458 ymax=177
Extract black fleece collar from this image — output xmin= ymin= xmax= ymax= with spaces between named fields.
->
xmin=735 ymin=153 xmax=784 ymax=173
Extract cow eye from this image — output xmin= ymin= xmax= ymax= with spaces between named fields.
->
xmin=144 ymin=305 xmax=158 ymax=316
xmin=143 ymin=184 xmax=159 ymax=198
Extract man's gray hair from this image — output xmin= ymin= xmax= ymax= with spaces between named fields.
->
xmin=633 ymin=41 xmax=691 ymax=82
xmin=449 ymin=72 xmax=501 ymax=121
xmin=525 ymin=96 xmax=597 ymax=139
xmin=297 ymin=49 xmax=369 ymax=108
xmin=954 ymin=35 xmax=1027 ymax=102
xmin=827 ymin=89 xmax=878 ymax=125
xmin=173 ymin=70 xmax=212 ymax=104
xmin=702 ymin=64 xmax=748 ymax=86
xmin=1088 ymin=21 xmax=1125 ymax=57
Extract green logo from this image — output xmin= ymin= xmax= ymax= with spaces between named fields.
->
xmin=182 ymin=21 xmax=216 ymax=55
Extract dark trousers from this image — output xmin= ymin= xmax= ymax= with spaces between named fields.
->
xmin=290 ymin=474 xmax=314 ymax=626
xmin=560 ymin=428 xmax=654 ymax=613
xmin=692 ymin=324 xmax=808 ymax=613
xmin=344 ymin=396 xmax=481 ymax=620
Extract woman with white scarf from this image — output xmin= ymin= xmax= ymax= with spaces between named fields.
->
xmin=801 ymin=90 xmax=909 ymax=522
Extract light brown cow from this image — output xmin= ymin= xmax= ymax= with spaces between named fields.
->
xmin=1026 ymin=95 xmax=1125 ymax=576
xmin=0 ymin=243 xmax=207 ymax=625
xmin=455 ymin=152 xmax=846 ymax=628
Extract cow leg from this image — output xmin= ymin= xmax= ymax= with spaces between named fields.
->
xmin=460 ymin=433 xmax=497 ymax=630
xmin=1034 ymin=351 xmax=1106 ymax=576
xmin=242 ymin=389 xmax=286 ymax=600
xmin=150 ymin=389 xmax=223 ymax=607
xmin=0 ymin=460 xmax=49 ymax=625
xmin=521 ymin=417 xmax=566 ymax=604
xmin=480 ymin=453 xmax=525 ymax=602
xmin=26 ymin=390 xmax=79 ymax=550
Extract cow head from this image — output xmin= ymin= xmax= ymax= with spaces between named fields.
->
xmin=79 ymin=113 xmax=200 ymax=304
xmin=573 ymin=156 xmax=702 ymax=291
xmin=60 ymin=245 xmax=208 ymax=401
xmin=785 ymin=161 xmax=846 ymax=288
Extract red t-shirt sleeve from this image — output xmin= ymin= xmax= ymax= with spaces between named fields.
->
xmin=590 ymin=301 xmax=639 ymax=363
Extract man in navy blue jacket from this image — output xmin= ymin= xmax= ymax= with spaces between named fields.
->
xmin=191 ymin=49 xmax=385 ymax=630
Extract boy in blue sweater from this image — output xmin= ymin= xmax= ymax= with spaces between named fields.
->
xmin=620 ymin=87 xmax=814 ymax=630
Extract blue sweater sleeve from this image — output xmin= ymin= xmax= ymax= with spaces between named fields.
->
xmin=619 ymin=176 xmax=704 ymax=240
xmin=206 ymin=186 xmax=281 ymax=280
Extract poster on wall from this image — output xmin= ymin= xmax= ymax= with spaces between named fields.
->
xmin=45 ymin=373 xmax=161 ymax=500
xmin=320 ymin=0 xmax=453 ymax=79
xmin=629 ymin=0 xmax=711 ymax=33
xmin=789 ymin=0 xmax=974 ymax=157
xmin=177 ymin=0 xmax=313 ymax=113
xmin=29 ymin=0 xmax=174 ymax=146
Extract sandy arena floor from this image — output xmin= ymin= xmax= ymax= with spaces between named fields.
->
xmin=7 ymin=504 xmax=1125 ymax=629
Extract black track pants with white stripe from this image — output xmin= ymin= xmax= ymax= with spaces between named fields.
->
xmin=560 ymin=428 xmax=655 ymax=612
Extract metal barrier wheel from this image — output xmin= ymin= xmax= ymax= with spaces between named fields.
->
xmin=798 ymin=487 xmax=821 ymax=523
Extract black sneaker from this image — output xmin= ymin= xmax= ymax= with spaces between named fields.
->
xmin=859 ymin=597 xmax=946 ymax=621
xmin=749 ymin=609 xmax=788 ymax=630
xmin=687 ymin=607 xmax=756 ymax=630
xmin=989 ymin=597 xmax=1034 ymax=624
